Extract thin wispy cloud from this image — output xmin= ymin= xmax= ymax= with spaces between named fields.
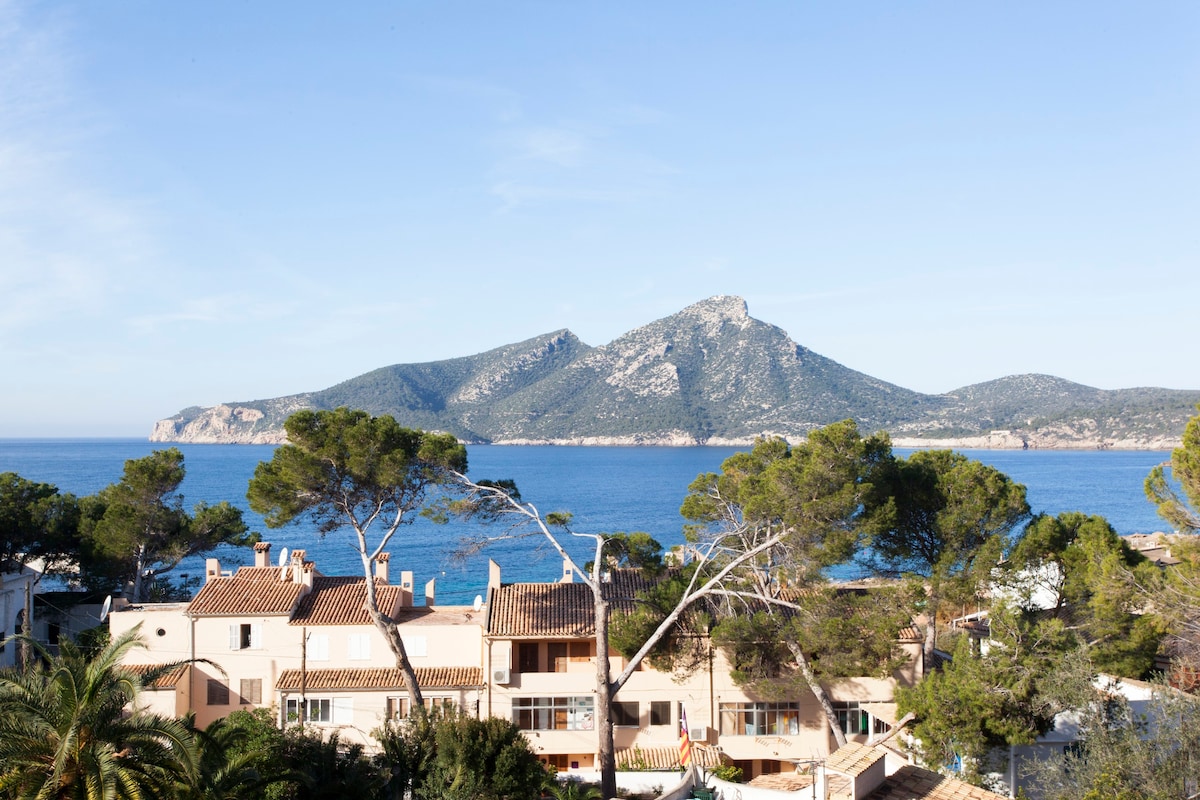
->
xmin=0 ymin=1 xmax=157 ymax=341
xmin=506 ymin=126 xmax=592 ymax=166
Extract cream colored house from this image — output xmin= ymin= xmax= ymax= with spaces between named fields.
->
xmin=482 ymin=560 xmax=924 ymax=780
xmin=109 ymin=542 xmax=485 ymax=748
xmin=112 ymin=542 xmax=922 ymax=775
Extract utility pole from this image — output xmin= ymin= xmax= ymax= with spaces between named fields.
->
xmin=20 ymin=579 xmax=32 ymax=669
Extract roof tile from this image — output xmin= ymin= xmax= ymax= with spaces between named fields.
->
xmin=275 ymin=666 xmax=483 ymax=691
xmin=488 ymin=582 xmax=596 ymax=637
xmin=865 ymin=765 xmax=1007 ymax=800
xmin=187 ymin=572 xmax=305 ymax=616
xmin=127 ymin=662 xmax=188 ymax=689
xmin=826 ymin=742 xmax=886 ymax=777
xmin=615 ymin=744 xmax=726 ymax=771
xmin=290 ymin=576 xmax=402 ymax=626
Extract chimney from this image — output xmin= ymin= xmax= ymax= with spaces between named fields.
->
xmin=290 ymin=550 xmax=306 ymax=583
xmin=254 ymin=542 xmax=271 ymax=568
xmin=205 ymin=558 xmax=221 ymax=583
xmin=560 ymin=558 xmax=575 ymax=583
xmin=488 ymin=559 xmax=501 ymax=592
xmin=375 ymin=552 xmax=390 ymax=584
xmin=400 ymin=570 xmax=414 ymax=608
xmin=425 ymin=577 xmax=436 ymax=606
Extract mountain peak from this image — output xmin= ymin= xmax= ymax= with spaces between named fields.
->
xmin=679 ymin=295 xmax=749 ymax=321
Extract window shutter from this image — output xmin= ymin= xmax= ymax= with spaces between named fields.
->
xmin=229 ymin=624 xmax=240 ymax=650
xmin=250 ymin=623 xmax=263 ymax=649
xmin=349 ymin=634 xmax=370 ymax=660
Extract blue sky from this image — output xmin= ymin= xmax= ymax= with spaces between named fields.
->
xmin=1 ymin=1 xmax=1197 ymax=437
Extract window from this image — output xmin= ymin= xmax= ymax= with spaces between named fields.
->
xmin=387 ymin=696 xmax=454 ymax=720
xmin=650 ymin=701 xmax=672 ymax=726
xmin=718 ymin=702 xmax=800 ymax=736
xmin=307 ymin=633 xmax=329 ymax=661
xmin=832 ymin=702 xmax=869 ymax=736
xmin=348 ymin=634 xmax=371 ymax=660
xmin=286 ymin=697 xmax=352 ymax=724
xmin=207 ymin=679 xmax=230 ymax=705
xmin=47 ymin=623 xmax=60 ymax=646
xmin=569 ymin=641 xmax=592 ymax=662
xmin=404 ymin=635 xmax=428 ymax=657
xmin=229 ymin=623 xmax=262 ymax=650
xmin=513 ymin=696 xmax=594 ymax=731
xmin=517 ymin=642 xmax=539 ymax=673
xmin=548 ymin=643 xmax=568 ymax=673
xmin=239 ymin=678 xmax=262 ymax=705
xmin=612 ymin=701 xmax=640 ymax=727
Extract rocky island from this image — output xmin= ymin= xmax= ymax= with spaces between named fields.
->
xmin=152 ymin=296 xmax=1199 ymax=449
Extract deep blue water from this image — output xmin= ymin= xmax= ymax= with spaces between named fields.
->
xmin=0 ymin=439 xmax=1175 ymax=605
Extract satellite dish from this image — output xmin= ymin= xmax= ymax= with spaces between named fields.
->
xmin=99 ymin=595 xmax=112 ymax=623
xmin=278 ymin=547 xmax=289 ymax=567
xmin=279 ymin=565 xmax=289 ymax=582
xmin=472 ymin=595 xmax=483 ymax=612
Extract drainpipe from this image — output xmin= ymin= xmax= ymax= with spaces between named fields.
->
xmin=300 ymin=626 xmax=307 ymax=731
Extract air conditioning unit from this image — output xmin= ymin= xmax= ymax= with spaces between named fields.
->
xmin=689 ymin=727 xmax=709 ymax=744
xmin=492 ymin=667 xmax=511 ymax=685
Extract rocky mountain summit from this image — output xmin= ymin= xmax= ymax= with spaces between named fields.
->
xmin=151 ymin=296 xmax=1200 ymax=448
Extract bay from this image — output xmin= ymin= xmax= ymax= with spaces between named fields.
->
xmin=0 ymin=439 xmax=1176 ymax=605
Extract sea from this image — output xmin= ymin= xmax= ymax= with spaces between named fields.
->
xmin=0 ymin=439 xmax=1176 ymax=606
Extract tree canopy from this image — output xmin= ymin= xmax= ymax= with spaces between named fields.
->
xmin=80 ymin=448 xmax=253 ymax=602
xmin=672 ymin=422 xmax=907 ymax=747
xmin=1145 ymin=403 xmax=1200 ymax=533
xmin=1002 ymin=512 xmax=1163 ymax=678
xmin=246 ymin=408 xmax=467 ymax=705
xmin=864 ymin=448 xmax=1031 ymax=666
xmin=0 ymin=472 xmax=80 ymax=574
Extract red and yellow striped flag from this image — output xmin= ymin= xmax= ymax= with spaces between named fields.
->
xmin=679 ymin=704 xmax=692 ymax=768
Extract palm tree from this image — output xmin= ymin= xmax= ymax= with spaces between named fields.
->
xmin=548 ymin=779 xmax=602 ymax=800
xmin=175 ymin=715 xmax=282 ymax=800
xmin=0 ymin=626 xmax=199 ymax=800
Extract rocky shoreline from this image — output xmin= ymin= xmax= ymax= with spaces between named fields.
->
xmin=151 ymin=415 xmax=1180 ymax=451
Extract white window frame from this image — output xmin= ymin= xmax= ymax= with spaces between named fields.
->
xmin=288 ymin=696 xmax=352 ymax=725
xmin=229 ymin=623 xmax=263 ymax=651
xmin=513 ymin=696 xmax=595 ymax=731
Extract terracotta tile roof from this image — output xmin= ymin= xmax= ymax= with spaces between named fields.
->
xmin=236 ymin=565 xmax=306 ymax=581
xmin=289 ymin=576 xmax=402 ymax=626
xmin=865 ymin=766 xmax=1007 ymax=800
xmin=275 ymin=666 xmax=483 ymax=691
xmin=489 ymin=570 xmax=920 ymax=641
xmin=747 ymin=772 xmax=818 ymax=791
xmin=127 ymin=663 xmax=188 ymax=689
xmin=826 ymin=742 xmax=886 ymax=777
xmin=615 ymin=743 xmax=727 ymax=771
xmin=489 ymin=582 xmax=597 ymax=637
xmin=897 ymin=626 xmax=922 ymax=642
xmin=188 ymin=572 xmax=305 ymax=616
